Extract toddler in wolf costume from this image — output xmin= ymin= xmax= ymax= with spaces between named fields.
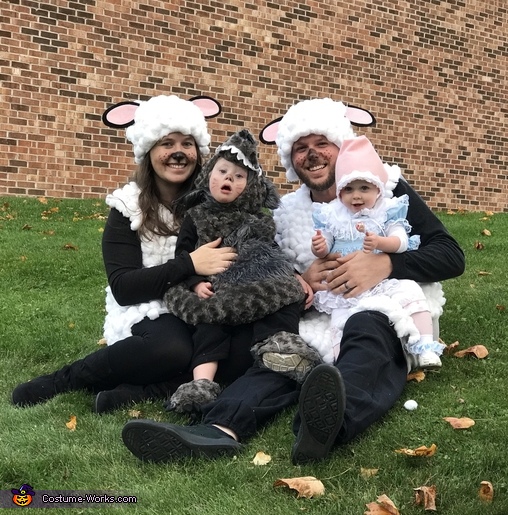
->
xmin=165 ymin=129 xmax=322 ymax=413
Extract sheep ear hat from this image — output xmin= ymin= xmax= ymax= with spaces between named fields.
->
xmin=258 ymin=98 xmax=377 ymax=182
xmin=102 ymin=94 xmax=222 ymax=163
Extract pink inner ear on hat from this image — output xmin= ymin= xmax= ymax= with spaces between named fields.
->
xmin=345 ymin=106 xmax=374 ymax=126
xmin=106 ymin=103 xmax=139 ymax=126
xmin=191 ymin=97 xmax=221 ymax=118
xmin=260 ymin=120 xmax=280 ymax=144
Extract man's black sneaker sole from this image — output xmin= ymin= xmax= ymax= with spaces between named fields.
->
xmin=291 ymin=364 xmax=346 ymax=465
xmin=122 ymin=420 xmax=242 ymax=462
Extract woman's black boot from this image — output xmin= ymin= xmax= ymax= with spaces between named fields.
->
xmin=94 ymin=382 xmax=170 ymax=414
xmin=12 ymin=347 xmax=117 ymax=407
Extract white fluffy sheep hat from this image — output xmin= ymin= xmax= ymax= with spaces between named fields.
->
xmin=102 ymin=95 xmax=221 ymax=164
xmin=259 ymin=98 xmax=376 ymax=182
xmin=335 ymin=135 xmax=388 ymax=196
xmin=275 ymin=98 xmax=356 ymax=181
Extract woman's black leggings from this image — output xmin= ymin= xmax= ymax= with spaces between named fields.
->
xmin=106 ymin=313 xmax=255 ymax=386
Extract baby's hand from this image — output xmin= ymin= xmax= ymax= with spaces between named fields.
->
xmin=355 ymin=222 xmax=365 ymax=233
xmin=311 ymin=230 xmax=328 ymax=258
xmin=362 ymin=231 xmax=379 ymax=252
xmin=193 ymin=281 xmax=214 ymax=299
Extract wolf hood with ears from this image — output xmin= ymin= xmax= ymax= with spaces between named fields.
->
xmin=164 ymin=129 xmax=306 ymax=326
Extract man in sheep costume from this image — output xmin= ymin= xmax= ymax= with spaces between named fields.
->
xmin=271 ymin=99 xmax=446 ymax=368
xmin=164 ymin=129 xmax=322 ymax=410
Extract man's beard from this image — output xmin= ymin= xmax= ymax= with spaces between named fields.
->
xmin=294 ymin=166 xmax=335 ymax=192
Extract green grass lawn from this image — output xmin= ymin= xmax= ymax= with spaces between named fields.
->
xmin=1 ymin=197 xmax=506 ymax=514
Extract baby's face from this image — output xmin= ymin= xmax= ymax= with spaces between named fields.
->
xmin=209 ymin=157 xmax=248 ymax=203
xmin=339 ymin=179 xmax=379 ymax=212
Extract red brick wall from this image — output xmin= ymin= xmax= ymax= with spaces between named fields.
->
xmin=1 ymin=0 xmax=506 ymax=211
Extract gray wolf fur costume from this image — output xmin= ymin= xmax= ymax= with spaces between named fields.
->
xmin=165 ymin=130 xmax=321 ymax=412
xmin=165 ymin=130 xmax=305 ymax=326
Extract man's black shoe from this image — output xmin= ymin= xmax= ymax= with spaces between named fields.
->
xmin=122 ymin=420 xmax=242 ymax=462
xmin=291 ymin=364 xmax=346 ymax=465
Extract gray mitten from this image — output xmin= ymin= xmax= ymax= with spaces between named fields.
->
xmin=252 ymin=331 xmax=323 ymax=383
xmin=166 ymin=379 xmax=221 ymax=415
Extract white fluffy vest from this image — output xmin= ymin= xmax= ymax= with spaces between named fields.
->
xmin=102 ymin=182 xmax=177 ymax=345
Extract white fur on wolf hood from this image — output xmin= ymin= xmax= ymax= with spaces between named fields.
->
xmin=273 ymin=165 xmax=445 ymax=364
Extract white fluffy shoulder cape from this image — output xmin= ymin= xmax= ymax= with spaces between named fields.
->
xmin=274 ymin=165 xmax=445 ymax=363
xmin=102 ymin=182 xmax=177 ymax=345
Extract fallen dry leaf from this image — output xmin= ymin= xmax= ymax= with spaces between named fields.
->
xmin=444 ymin=341 xmax=460 ymax=355
xmin=361 ymin=468 xmax=379 ymax=478
xmin=66 ymin=415 xmax=77 ymax=431
xmin=454 ymin=345 xmax=488 ymax=359
xmin=273 ymin=476 xmax=325 ymax=498
xmin=251 ymin=451 xmax=272 ymax=466
xmin=479 ymin=481 xmax=494 ymax=503
xmin=22 ymin=224 xmax=32 ymax=230
xmin=443 ymin=417 xmax=475 ymax=429
xmin=407 ymin=370 xmax=425 ymax=382
xmin=484 ymin=211 xmax=494 ymax=217
xmin=62 ymin=243 xmax=78 ymax=251
xmin=481 ymin=229 xmax=491 ymax=236
xmin=128 ymin=409 xmax=142 ymax=418
xmin=496 ymin=304 xmax=505 ymax=312
xmin=474 ymin=241 xmax=484 ymax=250
xmin=477 ymin=270 xmax=491 ymax=276
xmin=395 ymin=444 xmax=437 ymax=457
xmin=414 ymin=485 xmax=437 ymax=511
xmin=37 ymin=197 xmax=48 ymax=204
xmin=97 ymin=337 xmax=108 ymax=346
xmin=364 ymin=494 xmax=400 ymax=514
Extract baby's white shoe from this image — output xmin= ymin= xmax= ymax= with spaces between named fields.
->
xmin=415 ymin=350 xmax=442 ymax=370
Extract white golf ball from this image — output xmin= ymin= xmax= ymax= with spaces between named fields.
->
xmin=404 ymin=399 xmax=418 ymax=411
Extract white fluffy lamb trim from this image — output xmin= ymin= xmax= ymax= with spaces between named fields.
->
xmin=383 ymin=163 xmax=401 ymax=198
xmin=125 ymin=95 xmax=211 ymax=164
xmin=419 ymin=281 xmax=446 ymax=319
xmin=274 ymin=185 xmax=317 ymax=273
xmin=298 ymin=310 xmax=335 ymax=363
xmin=106 ymin=182 xmax=143 ymax=230
xmin=349 ymin=295 xmax=421 ymax=343
xmin=276 ymin=98 xmax=357 ymax=182
xmin=103 ymin=182 xmax=177 ymax=345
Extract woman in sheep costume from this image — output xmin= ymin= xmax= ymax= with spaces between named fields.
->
xmin=310 ymin=135 xmax=445 ymax=367
xmin=12 ymin=94 xmax=253 ymax=413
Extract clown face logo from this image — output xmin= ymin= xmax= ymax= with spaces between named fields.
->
xmin=11 ymin=484 xmax=35 ymax=507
